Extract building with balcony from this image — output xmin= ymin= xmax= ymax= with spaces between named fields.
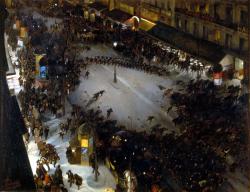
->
xmin=174 ymin=0 xmax=248 ymax=79
xmin=66 ymin=0 xmax=248 ymax=80
xmin=0 ymin=3 xmax=35 ymax=190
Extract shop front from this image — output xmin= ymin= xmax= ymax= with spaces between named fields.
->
xmin=5 ymin=0 xmax=12 ymax=8
xmin=139 ymin=18 xmax=156 ymax=31
xmin=140 ymin=7 xmax=159 ymax=22
xmin=118 ymin=2 xmax=134 ymax=15
xmin=78 ymin=123 xmax=93 ymax=166
xmin=234 ymin=57 xmax=244 ymax=80
xmin=219 ymin=53 xmax=245 ymax=80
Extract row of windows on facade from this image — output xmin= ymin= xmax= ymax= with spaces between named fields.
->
xmin=176 ymin=18 xmax=247 ymax=52
xmin=177 ymin=3 xmax=247 ymax=26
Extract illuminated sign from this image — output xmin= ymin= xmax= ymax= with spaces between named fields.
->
xmin=40 ymin=66 xmax=47 ymax=78
xmin=81 ymin=139 xmax=89 ymax=148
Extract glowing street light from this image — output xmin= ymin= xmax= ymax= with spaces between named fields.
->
xmin=113 ymin=42 xmax=118 ymax=48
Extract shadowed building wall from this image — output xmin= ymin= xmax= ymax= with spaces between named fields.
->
xmin=0 ymin=1 xmax=35 ymax=190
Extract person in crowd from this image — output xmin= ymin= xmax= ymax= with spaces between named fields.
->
xmin=66 ymin=170 xmax=74 ymax=187
xmin=43 ymin=126 xmax=49 ymax=140
xmin=74 ymin=174 xmax=83 ymax=190
xmin=54 ymin=165 xmax=64 ymax=186
xmin=107 ymin=108 xmax=113 ymax=119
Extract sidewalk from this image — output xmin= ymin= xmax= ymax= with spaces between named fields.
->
xmin=27 ymin=97 xmax=116 ymax=192
xmin=4 ymin=34 xmax=15 ymax=76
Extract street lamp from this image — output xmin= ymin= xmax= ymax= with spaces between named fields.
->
xmin=114 ymin=64 xmax=117 ymax=83
xmin=113 ymin=42 xmax=118 ymax=47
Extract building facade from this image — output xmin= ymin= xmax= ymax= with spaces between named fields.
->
xmin=96 ymin=0 xmax=248 ymax=79
xmin=174 ymin=0 xmax=248 ymax=79
xmin=0 ymin=2 xmax=35 ymax=190
xmin=92 ymin=0 xmax=247 ymax=52
xmin=65 ymin=0 xmax=248 ymax=79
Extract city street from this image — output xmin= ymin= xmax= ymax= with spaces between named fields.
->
xmin=27 ymin=112 xmax=117 ymax=192
xmin=70 ymin=48 xmax=187 ymax=133
xmin=3 ymin=1 xmax=249 ymax=191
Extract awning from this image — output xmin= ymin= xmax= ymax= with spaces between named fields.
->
xmin=148 ymin=22 xmax=226 ymax=64
xmin=103 ymin=9 xmax=132 ymax=23
xmin=219 ymin=54 xmax=234 ymax=70
xmin=139 ymin=18 xmax=156 ymax=31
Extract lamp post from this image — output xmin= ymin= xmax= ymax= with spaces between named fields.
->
xmin=113 ymin=64 xmax=117 ymax=83
xmin=113 ymin=41 xmax=117 ymax=83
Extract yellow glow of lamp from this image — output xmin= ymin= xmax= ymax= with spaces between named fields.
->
xmin=20 ymin=27 xmax=27 ymax=38
xmin=104 ymin=188 xmax=115 ymax=192
xmin=215 ymin=30 xmax=221 ymax=41
xmin=81 ymin=139 xmax=89 ymax=148
xmin=205 ymin=3 xmax=209 ymax=13
xmin=195 ymin=4 xmax=200 ymax=13
xmin=16 ymin=20 xmax=20 ymax=29
xmin=35 ymin=54 xmax=44 ymax=76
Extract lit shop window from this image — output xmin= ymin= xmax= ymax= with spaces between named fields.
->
xmin=214 ymin=30 xmax=221 ymax=42
xmin=234 ymin=58 xmax=244 ymax=80
xmin=205 ymin=3 xmax=209 ymax=14
xmin=195 ymin=4 xmax=200 ymax=13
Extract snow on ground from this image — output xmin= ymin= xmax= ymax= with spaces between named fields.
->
xmin=69 ymin=44 xmax=250 ymax=192
xmin=70 ymin=44 xmax=190 ymax=134
xmin=27 ymin=107 xmax=117 ymax=192
xmin=21 ymin=8 xmax=63 ymax=29
xmin=70 ymin=64 xmax=180 ymax=133
xmin=32 ymin=11 xmax=62 ymax=29
xmin=6 ymin=9 xmax=249 ymax=191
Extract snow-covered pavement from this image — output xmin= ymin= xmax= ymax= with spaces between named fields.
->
xmin=27 ymin=108 xmax=117 ymax=192
xmin=7 ymin=7 xmax=249 ymax=191
xmin=70 ymin=64 xmax=182 ymax=133
xmin=69 ymin=43 xmax=191 ymax=134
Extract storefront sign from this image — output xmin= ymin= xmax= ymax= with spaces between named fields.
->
xmin=81 ymin=139 xmax=89 ymax=148
xmin=40 ymin=66 xmax=47 ymax=79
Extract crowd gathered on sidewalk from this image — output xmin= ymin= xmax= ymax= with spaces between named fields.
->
xmin=5 ymin=1 xmax=249 ymax=192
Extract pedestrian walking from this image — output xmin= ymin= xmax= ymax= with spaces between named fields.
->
xmin=107 ymin=108 xmax=113 ymax=119
xmin=66 ymin=170 xmax=74 ymax=187
xmin=85 ymin=70 xmax=90 ymax=79
xmin=74 ymin=174 xmax=83 ymax=190
xmin=54 ymin=165 xmax=64 ymax=186
xmin=89 ymin=153 xmax=100 ymax=176
xmin=44 ymin=126 xmax=49 ymax=140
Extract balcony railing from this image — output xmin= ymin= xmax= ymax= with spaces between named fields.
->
xmin=175 ymin=8 xmax=241 ymax=31
xmin=141 ymin=2 xmax=160 ymax=13
xmin=237 ymin=24 xmax=249 ymax=34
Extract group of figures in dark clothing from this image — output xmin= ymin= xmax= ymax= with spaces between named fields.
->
xmin=64 ymin=79 xmax=247 ymax=192
xmin=5 ymin=1 xmax=249 ymax=192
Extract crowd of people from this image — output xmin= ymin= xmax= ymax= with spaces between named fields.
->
xmin=5 ymin=1 xmax=248 ymax=192
xmin=42 ymin=2 xmax=207 ymax=79
xmin=169 ymin=80 xmax=247 ymax=169
xmin=34 ymin=164 xmax=67 ymax=192
xmin=68 ymin=81 xmax=247 ymax=192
